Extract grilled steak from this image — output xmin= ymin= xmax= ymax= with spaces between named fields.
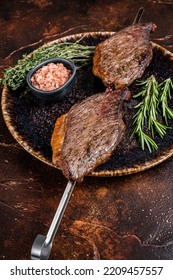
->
xmin=51 ymin=88 xmax=130 ymax=181
xmin=93 ymin=22 xmax=156 ymax=88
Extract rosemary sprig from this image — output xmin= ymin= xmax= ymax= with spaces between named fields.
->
xmin=131 ymin=75 xmax=160 ymax=152
xmin=138 ymin=129 xmax=158 ymax=152
xmin=0 ymin=42 xmax=95 ymax=90
xmin=158 ymin=78 xmax=173 ymax=124
xmin=131 ymin=75 xmax=173 ymax=152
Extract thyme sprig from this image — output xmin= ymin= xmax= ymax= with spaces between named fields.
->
xmin=132 ymin=75 xmax=173 ymax=152
xmin=0 ymin=42 xmax=95 ymax=90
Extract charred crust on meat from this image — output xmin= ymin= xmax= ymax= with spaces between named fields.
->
xmin=92 ymin=22 xmax=156 ymax=89
xmin=51 ymin=23 xmax=156 ymax=181
xmin=51 ymin=88 xmax=129 ymax=181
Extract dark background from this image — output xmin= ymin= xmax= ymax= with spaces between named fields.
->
xmin=1 ymin=0 xmax=173 ymax=260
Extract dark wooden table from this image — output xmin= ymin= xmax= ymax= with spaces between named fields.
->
xmin=1 ymin=0 xmax=173 ymax=260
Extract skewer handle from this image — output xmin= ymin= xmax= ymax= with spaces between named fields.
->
xmin=31 ymin=180 xmax=76 ymax=260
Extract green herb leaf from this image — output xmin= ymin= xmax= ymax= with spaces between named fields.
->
xmin=131 ymin=75 xmax=173 ymax=152
xmin=158 ymin=78 xmax=173 ymax=124
xmin=1 ymin=42 xmax=95 ymax=91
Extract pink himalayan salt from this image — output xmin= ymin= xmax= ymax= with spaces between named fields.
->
xmin=31 ymin=62 xmax=71 ymax=91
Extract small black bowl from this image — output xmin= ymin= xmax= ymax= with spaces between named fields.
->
xmin=26 ymin=58 xmax=76 ymax=102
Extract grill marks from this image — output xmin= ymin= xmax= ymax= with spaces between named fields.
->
xmin=51 ymin=89 xmax=129 ymax=181
xmin=93 ymin=23 xmax=156 ymax=88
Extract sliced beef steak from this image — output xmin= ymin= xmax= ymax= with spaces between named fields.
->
xmin=51 ymin=88 xmax=130 ymax=181
xmin=93 ymin=23 xmax=156 ymax=88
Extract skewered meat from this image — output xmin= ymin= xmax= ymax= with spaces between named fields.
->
xmin=51 ymin=23 xmax=156 ymax=181
xmin=51 ymin=88 xmax=130 ymax=181
xmin=93 ymin=23 xmax=156 ymax=88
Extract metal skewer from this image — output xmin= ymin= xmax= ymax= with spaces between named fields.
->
xmin=31 ymin=7 xmax=144 ymax=261
xmin=31 ymin=180 xmax=76 ymax=260
xmin=133 ymin=7 xmax=144 ymax=25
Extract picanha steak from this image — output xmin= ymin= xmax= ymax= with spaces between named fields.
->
xmin=51 ymin=23 xmax=157 ymax=181
xmin=51 ymin=88 xmax=130 ymax=181
xmin=93 ymin=22 xmax=156 ymax=88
